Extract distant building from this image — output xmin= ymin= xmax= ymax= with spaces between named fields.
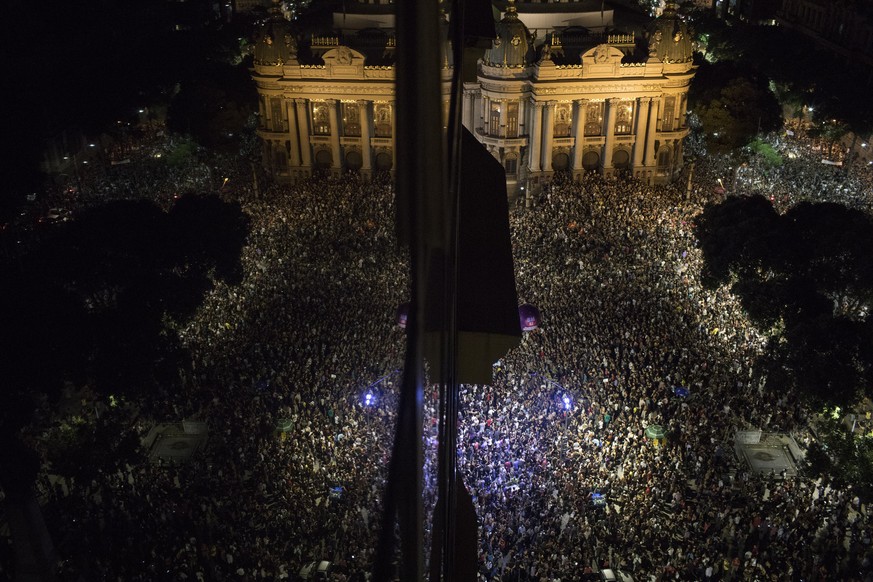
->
xmin=777 ymin=0 xmax=873 ymax=81
xmin=250 ymin=0 xmax=697 ymax=196
xmin=167 ymin=0 xmax=228 ymax=31
xmin=234 ymin=0 xmax=271 ymax=12
xmin=251 ymin=0 xmax=406 ymax=182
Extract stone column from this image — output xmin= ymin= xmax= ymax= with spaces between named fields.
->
xmin=483 ymin=95 xmax=491 ymax=134
xmin=295 ymin=99 xmax=312 ymax=167
xmin=572 ymin=98 xmax=587 ymax=172
xmin=528 ymin=101 xmax=543 ymax=172
xmin=517 ymin=98 xmax=526 ymax=137
xmin=541 ymin=101 xmax=555 ymax=171
xmin=633 ymin=97 xmax=651 ymax=170
xmin=462 ymin=89 xmax=474 ymax=130
xmin=358 ymin=100 xmax=372 ymax=173
xmin=603 ymin=98 xmax=619 ymax=169
xmin=645 ymin=97 xmax=661 ymax=167
xmin=286 ymin=98 xmax=301 ymax=167
xmin=327 ymin=99 xmax=342 ymax=170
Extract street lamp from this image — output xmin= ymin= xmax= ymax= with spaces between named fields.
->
xmin=529 ymin=371 xmax=581 ymax=457
xmin=363 ymin=391 xmax=375 ymax=424
xmin=361 ymin=369 xmax=399 ymax=425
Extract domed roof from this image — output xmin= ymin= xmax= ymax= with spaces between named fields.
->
xmin=484 ymin=0 xmax=535 ymax=68
xmin=646 ymin=1 xmax=694 ymax=64
xmin=254 ymin=0 xmax=297 ymax=66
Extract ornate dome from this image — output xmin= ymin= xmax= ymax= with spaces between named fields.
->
xmin=646 ymin=1 xmax=694 ymax=64
xmin=483 ymin=0 xmax=535 ymax=68
xmin=254 ymin=0 xmax=297 ymax=66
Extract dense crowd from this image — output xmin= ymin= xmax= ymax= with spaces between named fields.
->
xmin=10 ymin=126 xmax=873 ymax=582
xmin=729 ymin=131 xmax=873 ymax=215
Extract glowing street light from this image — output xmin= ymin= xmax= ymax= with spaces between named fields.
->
xmin=362 ymin=391 xmax=376 ymax=425
xmin=361 ymin=370 xmax=399 ymax=424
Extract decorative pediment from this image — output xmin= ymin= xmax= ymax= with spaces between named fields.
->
xmin=322 ymin=46 xmax=366 ymax=67
xmin=580 ymin=44 xmax=627 ymax=79
xmin=581 ymin=44 xmax=625 ymax=65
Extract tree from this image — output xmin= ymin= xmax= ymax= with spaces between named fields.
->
xmin=42 ymin=407 xmax=145 ymax=485
xmin=689 ymin=62 xmax=782 ymax=153
xmin=694 ymin=194 xmax=785 ymax=292
xmin=687 ymin=9 xmax=873 ymax=138
xmin=0 ymin=192 xmax=249 ymax=469
xmin=0 ymin=270 xmax=91 ymax=436
xmin=747 ymin=139 xmax=782 ymax=168
xmin=697 ymin=195 xmax=873 ymax=496
xmin=167 ymin=63 xmax=256 ymax=151
xmin=804 ymin=415 xmax=873 ymax=500
xmin=0 ymin=192 xmax=249 ymax=577
xmin=695 ymin=195 xmax=873 ymax=408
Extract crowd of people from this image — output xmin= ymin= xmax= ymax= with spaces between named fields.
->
xmin=9 ymin=125 xmax=873 ymax=581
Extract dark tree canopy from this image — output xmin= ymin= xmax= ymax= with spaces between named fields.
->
xmin=695 ymin=195 xmax=873 ymax=408
xmin=689 ymin=14 xmax=873 ymax=136
xmin=0 ymin=194 xmax=250 ymax=440
xmin=804 ymin=416 xmax=873 ymax=500
xmin=688 ymin=62 xmax=783 ymax=153
xmin=1 ymin=0 xmax=249 ymax=215
xmin=167 ymin=63 xmax=256 ymax=150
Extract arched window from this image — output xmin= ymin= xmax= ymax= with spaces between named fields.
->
xmin=614 ymin=101 xmax=634 ymax=135
xmin=345 ymin=150 xmax=362 ymax=170
xmin=657 ymin=147 xmax=672 ymax=176
xmin=343 ymin=103 xmax=361 ymax=137
xmin=490 ymin=102 xmax=502 ymax=137
xmin=554 ymin=105 xmax=571 ymax=137
xmin=312 ymin=103 xmax=330 ymax=135
xmin=552 ymin=152 xmax=570 ymax=171
xmin=273 ymin=145 xmax=287 ymax=170
xmin=506 ymin=102 xmax=519 ymax=138
xmin=613 ymin=149 xmax=630 ymax=169
xmin=582 ymin=150 xmax=600 ymax=171
xmin=374 ymin=151 xmax=393 ymax=171
xmin=314 ymin=148 xmax=332 ymax=168
xmin=585 ymin=102 xmax=604 ymax=136
xmin=375 ymin=105 xmax=392 ymax=137
xmin=661 ymin=96 xmax=676 ymax=132
xmin=271 ymin=98 xmax=285 ymax=132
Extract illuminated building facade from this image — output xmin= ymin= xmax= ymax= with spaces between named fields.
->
xmin=251 ymin=0 xmax=696 ymax=194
